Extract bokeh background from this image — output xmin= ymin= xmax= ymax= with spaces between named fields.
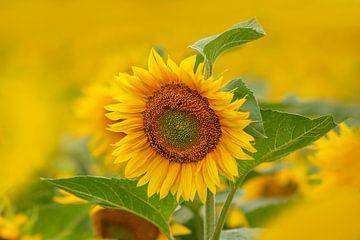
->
xmin=1 ymin=0 xmax=359 ymax=212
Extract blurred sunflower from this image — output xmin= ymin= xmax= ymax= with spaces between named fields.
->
xmin=260 ymin=190 xmax=360 ymax=240
xmin=241 ymin=165 xmax=309 ymax=201
xmin=226 ymin=207 xmax=249 ymax=228
xmin=91 ymin=207 xmax=191 ymax=240
xmin=0 ymin=214 xmax=41 ymax=240
xmin=106 ymin=49 xmax=256 ymax=203
xmin=310 ymin=123 xmax=360 ymax=190
xmin=75 ymin=81 xmax=126 ymax=172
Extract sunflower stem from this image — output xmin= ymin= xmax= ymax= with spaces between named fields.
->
xmin=204 ymin=59 xmax=215 ymax=240
xmin=211 ymin=175 xmax=247 ymax=240
xmin=194 ymin=207 xmax=204 ymax=240
xmin=204 ymin=190 xmax=215 ymax=240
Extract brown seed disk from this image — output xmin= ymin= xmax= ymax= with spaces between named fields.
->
xmin=143 ymin=83 xmax=222 ymax=163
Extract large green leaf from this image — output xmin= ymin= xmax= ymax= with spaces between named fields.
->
xmin=221 ymin=228 xmax=262 ymax=240
xmin=223 ymin=78 xmax=266 ymax=138
xmin=29 ymin=204 xmax=93 ymax=240
xmin=42 ymin=176 xmax=178 ymax=239
xmin=190 ymin=18 xmax=265 ymax=65
xmin=237 ymin=110 xmax=337 ymax=177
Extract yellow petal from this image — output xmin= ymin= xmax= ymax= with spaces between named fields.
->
xmin=171 ymin=223 xmax=192 ymax=236
xmin=205 ymin=155 xmax=221 ymax=186
xmin=148 ymin=160 xmax=169 ymax=197
xmin=160 ymin=162 xmax=181 ymax=199
xmin=124 ymin=148 xmax=155 ymax=178
xmin=202 ymin=160 xmax=216 ymax=194
xmin=195 ymin=171 xmax=207 ymax=203
xmin=182 ymin=163 xmax=194 ymax=201
xmin=137 ymin=158 xmax=161 ymax=187
xmin=179 ymin=55 xmax=196 ymax=75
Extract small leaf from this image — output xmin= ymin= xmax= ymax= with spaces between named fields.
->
xmin=189 ymin=18 xmax=265 ymax=65
xmin=237 ymin=110 xmax=337 ymax=176
xmin=221 ymin=228 xmax=262 ymax=240
xmin=223 ymin=78 xmax=266 ymax=138
xmin=42 ymin=176 xmax=178 ymax=239
xmin=193 ymin=54 xmax=205 ymax=73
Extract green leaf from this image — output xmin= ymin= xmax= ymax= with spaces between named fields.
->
xmin=237 ymin=110 xmax=337 ymax=177
xmin=42 ymin=176 xmax=178 ymax=239
xmin=221 ymin=228 xmax=262 ymax=240
xmin=193 ymin=54 xmax=205 ymax=73
xmin=29 ymin=204 xmax=93 ymax=240
xmin=223 ymin=78 xmax=266 ymax=138
xmin=189 ymin=18 xmax=265 ymax=65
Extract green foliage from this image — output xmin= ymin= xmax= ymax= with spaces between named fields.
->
xmin=12 ymin=181 xmax=56 ymax=212
xmin=240 ymin=198 xmax=296 ymax=227
xmin=29 ymin=204 xmax=93 ymax=240
xmin=237 ymin=110 xmax=336 ymax=177
xmin=223 ymin=78 xmax=266 ymax=138
xmin=221 ymin=228 xmax=262 ymax=240
xmin=190 ymin=18 xmax=265 ymax=66
xmin=193 ymin=54 xmax=205 ymax=73
xmin=42 ymin=176 xmax=178 ymax=239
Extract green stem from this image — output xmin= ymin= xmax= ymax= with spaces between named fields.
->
xmin=204 ymin=190 xmax=215 ymax=240
xmin=211 ymin=182 xmax=236 ymax=240
xmin=194 ymin=208 xmax=204 ymax=240
xmin=211 ymin=175 xmax=247 ymax=240
xmin=185 ymin=203 xmax=204 ymax=240
xmin=204 ymin=59 xmax=215 ymax=240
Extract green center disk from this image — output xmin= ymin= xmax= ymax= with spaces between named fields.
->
xmin=158 ymin=109 xmax=200 ymax=149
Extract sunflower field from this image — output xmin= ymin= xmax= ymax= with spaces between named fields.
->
xmin=1 ymin=1 xmax=360 ymax=240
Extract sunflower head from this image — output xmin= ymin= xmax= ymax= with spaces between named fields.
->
xmin=91 ymin=207 xmax=191 ymax=240
xmin=143 ymin=83 xmax=222 ymax=163
xmin=75 ymin=81 xmax=125 ymax=173
xmin=91 ymin=207 xmax=159 ymax=240
xmin=310 ymin=123 xmax=360 ymax=190
xmin=106 ymin=49 xmax=256 ymax=203
xmin=242 ymin=165 xmax=308 ymax=201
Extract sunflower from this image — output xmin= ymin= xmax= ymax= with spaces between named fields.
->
xmin=106 ymin=49 xmax=256 ymax=203
xmin=0 ymin=214 xmax=41 ymax=240
xmin=91 ymin=207 xmax=191 ymax=240
xmin=241 ymin=161 xmax=309 ymax=201
xmin=310 ymin=123 xmax=360 ymax=190
xmin=75 ymin=81 xmax=125 ymax=172
xmin=260 ymin=190 xmax=360 ymax=240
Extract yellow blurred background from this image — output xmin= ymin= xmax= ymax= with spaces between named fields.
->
xmin=1 ymin=0 xmax=359 ymax=198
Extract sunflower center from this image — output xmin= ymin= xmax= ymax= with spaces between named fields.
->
xmin=143 ymin=83 xmax=222 ymax=163
xmin=159 ymin=109 xmax=200 ymax=149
